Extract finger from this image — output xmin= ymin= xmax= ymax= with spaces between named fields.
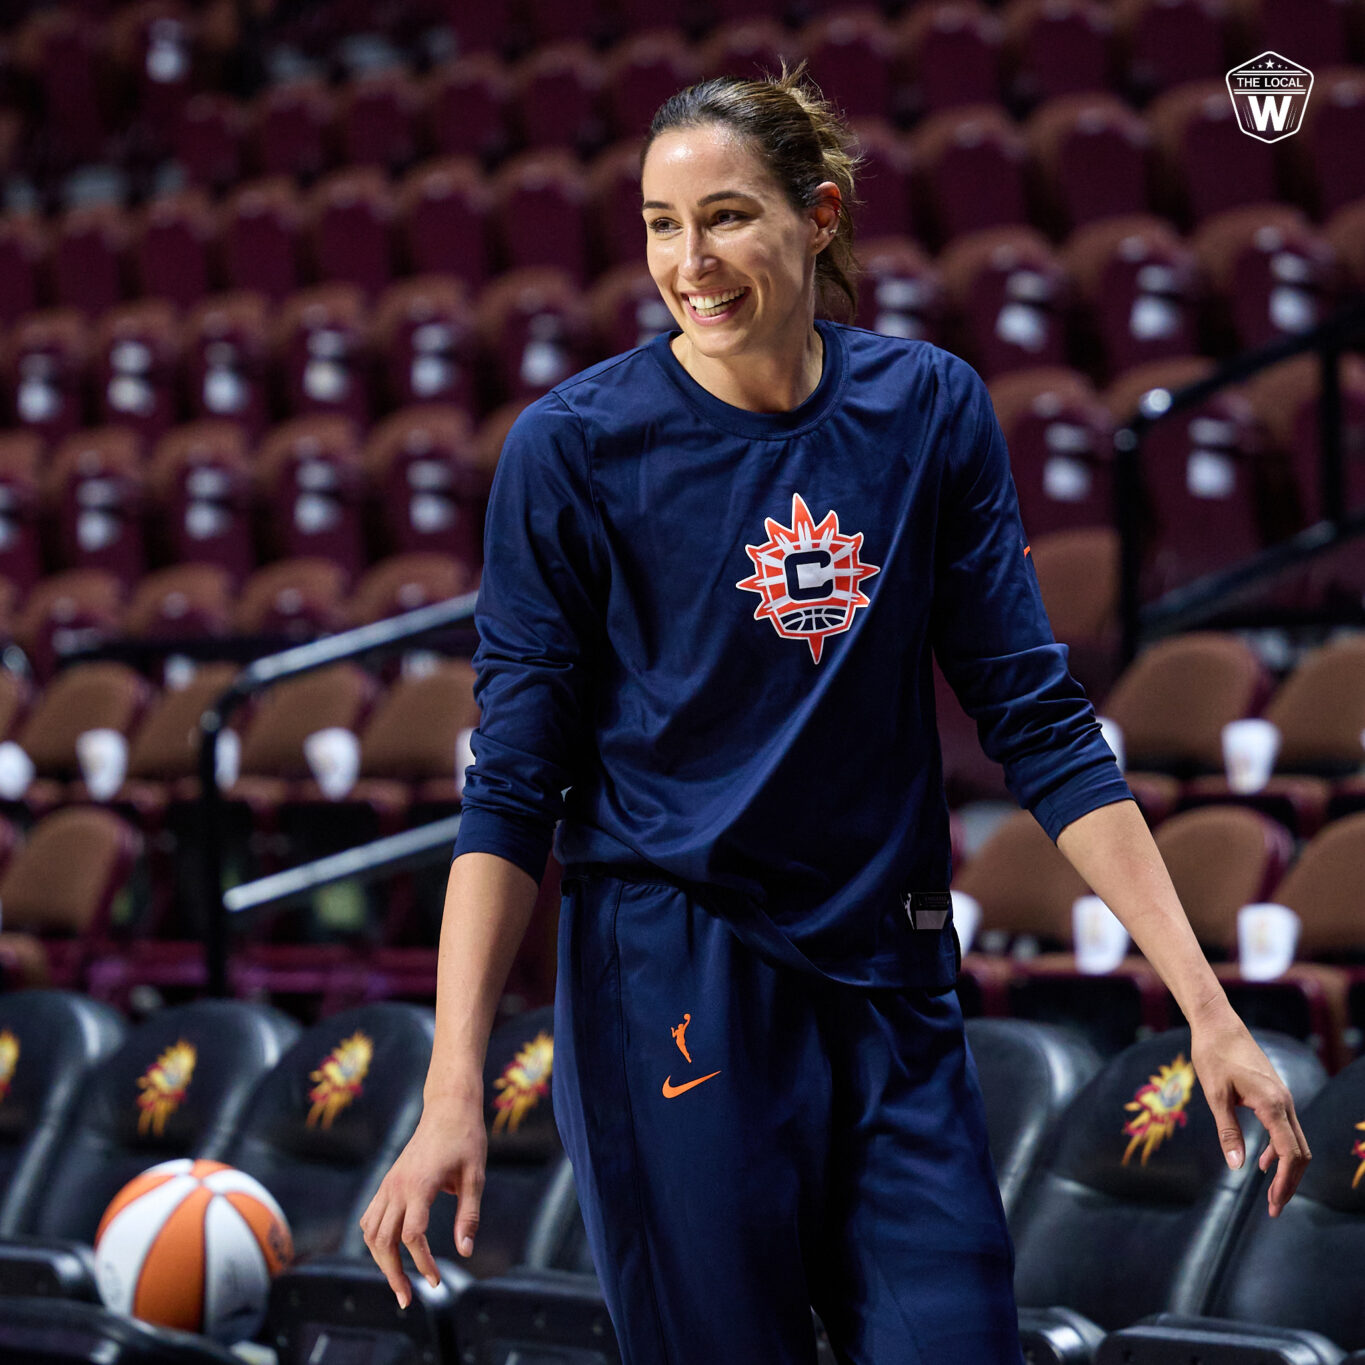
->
xmin=401 ymin=1199 xmax=442 ymax=1290
xmin=455 ymin=1160 xmax=485 ymax=1259
xmin=372 ymin=1200 xmax=415 ymax=1308
xmin=1264 ymin=1102 xmax=1309 ymax=1216
xmin=1206 ymin=1091 xmax=1246 ymax=1171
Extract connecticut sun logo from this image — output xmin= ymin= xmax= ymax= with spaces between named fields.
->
xmin=306 ymin=1030 xmax=374 ymax=1130
xmin=492 ymin=1031 xmax=553 ymax=1134
xmin=0 ymin=1029 xmax=17 ymax=1103
xmin=736 ymin=493 xmax=880 ymax=663
xmin=136 ymin=1039 xmax=197 ymax=1136
xmin=1122 ymin=1053 xmax=1196 ymax=1165
xmin=1351 ymin=1120 xmax=1365 ymax=1189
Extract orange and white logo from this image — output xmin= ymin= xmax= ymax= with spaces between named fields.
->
xmin=306 ymin=1030 xmax=373 ymax=1130
xmin=492 ymin=1030 xmax=553 ymax=1134
xmin=136 ymin=1040 xmax=197 ymax=1137
xmin=1351 ymin=1120 xmax=1365 ymax=1189
xmin=0 ymin=1029 xmax=17 ymax=1103
xmin=736 ymin=493 xmax=880 ymax=663
xmin=1122 ymin=1053 xmax=1196 ymax=1166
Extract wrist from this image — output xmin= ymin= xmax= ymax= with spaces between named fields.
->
xmin=423 ymin=1066 xmax=484 ymax=1110
xmin=1187 ymin=987 xmax=1241 ymax=1034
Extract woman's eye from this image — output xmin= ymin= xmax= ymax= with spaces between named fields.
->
xmin=647 ymin=218 xmax=676 ymax=233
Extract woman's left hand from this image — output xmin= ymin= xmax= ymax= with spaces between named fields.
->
xmin=1189 ymin=1006 xmax=1312 ymax=1217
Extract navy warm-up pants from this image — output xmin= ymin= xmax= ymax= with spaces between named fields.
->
xmin=552 ymin=869 xmax=1027 ymax=1365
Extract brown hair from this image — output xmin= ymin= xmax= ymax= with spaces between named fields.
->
xmin=642 ymin=62 xmax=863 ymax=321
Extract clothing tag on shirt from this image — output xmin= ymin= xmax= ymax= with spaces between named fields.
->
xmin=903 ymin=891 xmax=951 ymax=931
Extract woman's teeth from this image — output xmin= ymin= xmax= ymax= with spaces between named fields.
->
xmin=689 ymin=289 xmax=746 ymax=317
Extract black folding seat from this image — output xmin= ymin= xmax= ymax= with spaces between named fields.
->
xmin=0 ymin=1001 xmax=297 ymax=1303
xmin=0 ymin=1297 xmax=239 ymax=1364
xmin=218 ymin=1003 xmax=435 ymax=1260
xmin=1011 ymin=1027 xmax=1325 ymax=1334
xmin=457 ymin=1269 xmax=621 ymax=1363
xmin=0 ymin=990 xmax=124 ymax=1237
xmin=964 ymin=1018 xmax=1100 ymax=1224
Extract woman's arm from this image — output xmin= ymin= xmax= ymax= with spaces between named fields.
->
xmin=1055 ymin=798 xmax=1312 ymax=1215
xmin=359 ymin=851 xmax=540 ymax=1306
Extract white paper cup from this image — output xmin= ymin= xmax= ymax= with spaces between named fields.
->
xmin=0 ymin=742 xmax=34 ymax=800
xmin=1221 ymin=718 xmax=1280 ymax=793
xmin=950 ymin=890 xmax=981 ymax=957
xmin=1237 ymin=902 xmax=1300 ymax=982
xmin=1073 ymin=894 xmax=1131 ymax=975
xmin=304 ymin=727 xmax=360 ymax=800
xmin=454 ymin=725 xmax=476 ymax=797
xmin=1097 ymin=715 xmax=1126 ymax=773
xmin=76 ymin=728 xmax=128 ymax=801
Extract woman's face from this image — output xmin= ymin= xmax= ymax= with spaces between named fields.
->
xmin=641 ymin=123 xmax=836 ymax=364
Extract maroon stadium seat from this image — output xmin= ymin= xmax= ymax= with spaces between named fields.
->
xmin=337 ymin=67 xmax=423 ymax=174
xmin=221 ymin=177 xmax=307 ymax=302
xmin=697 ymin=18 xmax=805 ymax=84
xmin=52 ymin=203 xmax=130 ymax=319
xmin=512 ymin=41 xmax=607 ymax=157
xmin=798 ymin=8 xmax=901 ymax=123
xmin=92 ymin=297 xmax=182 ymax=447
xmin=588 ymin=263 xmax=674 ymax=358
xmin=183 ymin=290 xmax=272 ymax=435
xmin=899 ymin=2 xmax=1004 ymax=119
xmin=848 ymin=119 xmax=916 ymax=242
xmin=1288 ymin=67 xmax=1365 ymax=221
xmin=375 ymin=275 xmax=478 ymax=413
xmin=853 ymin=237 xmax=946 ymax=345
xmin=475 ymin=268 xmax=596 ymax=408
xmin=1229 ymin=0 xmax=1354 ymax=70
xmin=13 ymin=9 xmax=109 ymax=166
xmin=273 ymin=283 xmax=375 ymax=426
xmin=939 ymin=226 xmax=1070 ymax=377
xmin=603 ymin=30 xmax=700 ymax=145
xmin=250 ymin=77 xmax=336 ymax=183
xmin=423 ymin=53 xmax=515 ymax=166
xmin=133 ymin=188 xmax=219 ymax=310
xmin=235 ymin=557 xmax=349 ymax=638
xmin=0 ymin=432 xmax=43 ymax=599
xmin=0 ymin=216 xmax=49 ymax=329
xmin=44 ymin=426 xmax=147 ymax=587
xmin=1002 ymin=0 xmax=1114 ymax=110
xmin=1114 ymin=0 xmax=1231 ymax=102
xmin=4 ymin=308 xmax=91 ymax=450
xmin=307 ymin=166 xmax=398 ymax=297
xmin=106 ymin=0 xmax=198 ymax=160
xmin=1025 ymin=93 xmax=1153 ymax=237
xmin=587 ymin=141 xmax=648 ymax=281
xmin=910 ymin=105 xmax=1028 ymax=249
xmin=398 ymin=156 xmax=493 ymax=289
xmin=173 ymin=92 xmax=247 ymax=195
xmin=1062 ymin=214 xmax=1202 ymax=383
xmin=492 ymin=151 xmax=593 ymax=283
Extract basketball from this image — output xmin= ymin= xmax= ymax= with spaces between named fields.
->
xmin=93 ymin=1158 xmax=293 ymax=1343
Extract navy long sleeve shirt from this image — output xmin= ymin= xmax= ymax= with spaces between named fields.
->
xmin=453 ymin=319 xmax=1132 ymax=989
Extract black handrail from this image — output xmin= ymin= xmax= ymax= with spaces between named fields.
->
xmin=197 ymin=590 xmax=480 ymax=996
xmin=1113 ymin=300 xmax=1365 ymax=663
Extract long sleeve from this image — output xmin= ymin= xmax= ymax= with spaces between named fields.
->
xmin=929 ymin=354 xmax=1132 ymax=840
xmin=453 ymin=393 xmax=604 ymax=882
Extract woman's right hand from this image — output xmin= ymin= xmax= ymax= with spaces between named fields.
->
xmin=358 ymin=1086 xmax=488 ymax=1308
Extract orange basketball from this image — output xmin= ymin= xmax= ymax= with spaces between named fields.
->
xmin=94 ymin=1158 xmax=293 ymax=1343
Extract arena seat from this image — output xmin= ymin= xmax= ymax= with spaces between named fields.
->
xmin=132 ymin=189 xmax=218 ymax=312
xmin=456 ymin=1269 xmax=621 ymax=1364
xmin=1024 ymin=92 xmax=1153 ymax=238
xmin=362 ymin=406 xmax=483 ymax=563
xmin=588 ymin=141 xmax=655 ymax=284
xmin=218 ymin=1002 xmax=435 ymax=1259
xmin=0 ymin=432 xmax=43 ymax=597
xmin=852 ymin=236 xmax=946 ymax=345
xmin=696 ymin=17 xmax=803 ymax=85
xmin=92 ymin=298 xmax=182 ymax=447
xmin=220 ymin=178 xmax=307 ymax=304
xmin=0 ymin=216 xmax=48 ymax=330
xmin=0 ymin=1295 xmax=240 ymax=1364
xmin=900 ymin=1 xmax=1004 ymax=119
xmin=45 ymin=426 xmax=148 ymax=586
xmin=513 ymin=40 xmax=607 ymax=157
xmin=182 ymin=291 xmax=272 ymax=435
xmin=1097 ymin=1315 xmax=1346 ymax=1364
xmin=1190 ymin=205 xmax=1339 ymax=355
xmin=336 ymin=67 xmax=422 ymax=174
xmin=12 ymin=10 xmax=107 ymax=169
xmin=1061 ymin=215 xmax=1202 ymax=383
xmin=1010 ymin=1027 xmax=1325 ymax=1331
xmin=5 ymin=999 xmax=297 ymax=1255
xmin=602 ymin=29 xmax=700 ymax=145
xmin=348 ymin=552 xmax=477 ymax=627
xmin=398 ymin=157 xmax=494 ymax=289
xmin=273 ymin=285 xmax=374 ymax=426
xmin=422 ymin=52 xmax=515 ymax=166
xmin=1113 ymin=0 xmax=1231 ymax=102
xmin=1002 ymin=0 xmax=1112 ymax=109
xmin=475 ymin=268 xmax=596 ymax=409
xmin=846 ymin=120 xmax=916 ymax=243
xmin=4 ymin=307 xmax=91 ymax=450
xmin=1102 ymin=358 xmax=1266 ymax=594
xmin=909 ymin=104 xmax=1029 ymax=248
xmin=1030 ymin=526 xmax=1121 ymax=701
xmin=1230 ymin=0 xmax=1355 ymax=69
xmin=987 ymin=367 xmax=1114 ymax=537
xmin=1288 ymin=67 xmax=1365 ymax=222
xmin=256 ymin=415 xmax=367 ymax=575
xmin=965 ymin=1018 xmax=1102 ymax=1223
xmin=0 ymin=989 xmax=124 ymax=1237
xmin=52 ymin=202 xmax=131 ymax=321
xmin=172 ymin=92 xmax=246 ymax=197
xmin=263 ymin=1253 xmax=466 ymax=1365
xmin=234 ymin=557 xmax=349 ymax=639
xmin=491 ymin=151 xmax=593 ymax=283
xmin=938 ymin=225 xmax=1070 ymax=378
xmin=12 ymin=568 xmax=125 ymax=683
xmin=249 ymin=77 xmax=336 ymax=184
xmin=588 ymin=262 xmax=675 ymax=359
xmin=148 ymin=421 xmax=255 ymax=583
xmin=798 ymin=8 xmax=900 ymax=124
xmin=307 ymin=167 xmax=398 ymax=299
xmin=374 ymin=276 xmax=478 ymax=412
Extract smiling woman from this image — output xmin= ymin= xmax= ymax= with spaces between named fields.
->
xmin=360 ymin=64 xmax=1312 ymax=1365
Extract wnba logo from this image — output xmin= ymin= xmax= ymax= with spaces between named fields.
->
xmin=1225 ymin=52 xmax=1313 ymax=143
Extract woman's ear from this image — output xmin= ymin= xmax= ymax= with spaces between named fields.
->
xmin=811 ymin=181 xmax=842 ymax=247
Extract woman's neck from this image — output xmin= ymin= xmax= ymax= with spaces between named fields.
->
xmin=671 ymin=325 xmax=825 ymax=414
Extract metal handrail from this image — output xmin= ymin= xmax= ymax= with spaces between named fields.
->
xmin=197 ymin=590 xmax=479 ymax=996
xmin=1113 ymin=299 xmax=1365 ymax=663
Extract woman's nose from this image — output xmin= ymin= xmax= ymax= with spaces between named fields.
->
xmin=682 ymin=225 xmax=714 ymax=277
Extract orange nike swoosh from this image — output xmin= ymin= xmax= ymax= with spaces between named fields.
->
xmin=661 ymin=1071 xmax=721 ymax=1098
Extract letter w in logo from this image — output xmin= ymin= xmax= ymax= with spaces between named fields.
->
xmin=1246 ymin=95 xmax=1292 ymax=133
